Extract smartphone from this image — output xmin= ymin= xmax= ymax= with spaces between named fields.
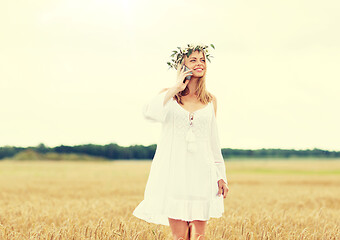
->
xmin=182 ymin=65 xmax=192 ymax=83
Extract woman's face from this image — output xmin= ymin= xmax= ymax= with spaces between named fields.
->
xmin=183 ymin=50 xmax=206 ymax=78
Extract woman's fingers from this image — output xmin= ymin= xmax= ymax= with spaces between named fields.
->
xmin=178 ymin=72 xmax=192 ymax=84
xmin=184 ymin=71 xmax=193 ymax=77
xmin=217 ymin=180 xmax=229 ymax=198
xmin=181 ymin=70 xmax=192 ymax=76
xmin=183 ymin=79 xmax=189 ymax=85
xmin=218 ymin=186 xmax=223 ymax=197
xmin=176 ymin=65 xmax=192 ymax=86
xmin=223 ymin=185 xmax=229 ymax=198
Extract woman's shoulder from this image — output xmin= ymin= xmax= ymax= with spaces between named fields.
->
xmin=209 ymin=92 xmax=218 ymax=116
xmin=208 ymin=92 xmax=217 ymax=105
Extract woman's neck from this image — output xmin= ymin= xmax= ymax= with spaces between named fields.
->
xmin=186 ymin=77 xmax=199 ymax=97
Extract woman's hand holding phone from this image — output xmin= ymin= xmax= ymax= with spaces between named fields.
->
xmin=182 ymin=65 xmax=192 ymax=82
xmin=174 ymin=65 xmax=193 ymax=92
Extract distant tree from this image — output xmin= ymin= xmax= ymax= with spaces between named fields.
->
xmin=36 ymin=143 xmax=49 ymax=153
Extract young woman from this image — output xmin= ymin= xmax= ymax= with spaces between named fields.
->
xmin=133 ymin=44 xmax=229 ymax=240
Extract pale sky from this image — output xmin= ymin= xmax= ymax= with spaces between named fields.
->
xmin=1 ymin=0 xmax=339 ymax=151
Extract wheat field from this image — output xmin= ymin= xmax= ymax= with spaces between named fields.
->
xmin=0 ymin=159 xmax=339 ymax=239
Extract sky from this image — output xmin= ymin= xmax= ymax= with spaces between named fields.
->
xmin=1 ymin=0 xmax=339 ymax=151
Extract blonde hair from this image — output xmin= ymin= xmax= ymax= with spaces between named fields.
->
xmin=173 ymin=51 xmax=213 ymax=105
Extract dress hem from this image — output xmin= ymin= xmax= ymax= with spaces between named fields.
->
xmin=132 ymin=196 xmax=224 ymax=226
xmin=132 ymin=211 xmax=224 ymax=226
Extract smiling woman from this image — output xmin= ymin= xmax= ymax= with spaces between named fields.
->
xmin=133 ymin=44 xmax=229 ymax=240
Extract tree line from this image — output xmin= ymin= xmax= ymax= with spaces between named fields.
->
xmin=0 ymin=143 xmax=340 ymax=160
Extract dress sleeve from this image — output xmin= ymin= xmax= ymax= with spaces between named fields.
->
xmin=142 ymin=90 xmax=171 ymax=123
xmin=210 ymin=110 xmax=228 ymax=184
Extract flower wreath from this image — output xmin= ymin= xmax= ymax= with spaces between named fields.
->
xmin=166 ymin=43 xmax=215 ymax=70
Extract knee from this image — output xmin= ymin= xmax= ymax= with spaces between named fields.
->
xmin=188 ymin=221 xmax=206 ymax=240
xmin=172 ymin=226 xmax=189 ymax=240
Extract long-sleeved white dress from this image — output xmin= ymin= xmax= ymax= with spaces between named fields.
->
xmin=133 ymin=90 xmax=228 ymax=226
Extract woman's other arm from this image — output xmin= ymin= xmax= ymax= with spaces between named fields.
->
xmin=211 ymin=94 xmax=228 ymax=185
xmin=142 ymin=65 xmax=192 ymax=123
xmin=211 ymin=94 xmax=229 ymax=198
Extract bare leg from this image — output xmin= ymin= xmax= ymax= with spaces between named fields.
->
xmin=188 ymin=220 xmax=207 ymax=240
xmin=168 ymin=218 xmax=190 ymax=240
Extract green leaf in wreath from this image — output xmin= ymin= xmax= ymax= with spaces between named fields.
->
xmin=187 ymin=49 xmax=193 ymax=56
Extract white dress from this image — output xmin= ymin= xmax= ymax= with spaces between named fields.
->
xmin=133 ymin=91 xmax=228 ymax=226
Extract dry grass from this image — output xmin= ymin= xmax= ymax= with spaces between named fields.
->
xmin=0 ymin=159 xmax=339 ymax=239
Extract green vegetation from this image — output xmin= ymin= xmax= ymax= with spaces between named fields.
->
xmin=4 ymin=149 xmax=107 ymax=161
xmin=230 ymin=168 xmax=340 ymax=175
xmin=1 ymin=143 xmax=340 ymax=161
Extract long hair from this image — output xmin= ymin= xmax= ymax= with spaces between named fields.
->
xmin=173 ymin=51 xmax=213 ymax=105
